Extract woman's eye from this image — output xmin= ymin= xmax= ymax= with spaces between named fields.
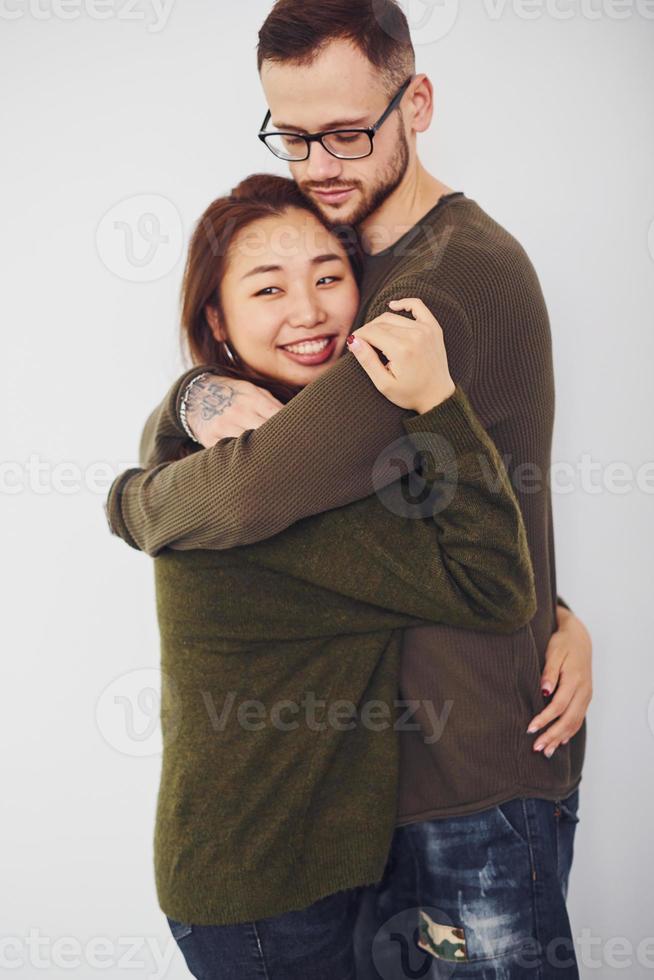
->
xmin=317 ymin=276 xmax=341 ymax=286
xmin=255 ymin=286 xmax=281 ymax=297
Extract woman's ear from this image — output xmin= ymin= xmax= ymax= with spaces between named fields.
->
xmin=205 ymin=304 xmax=224 ymax=342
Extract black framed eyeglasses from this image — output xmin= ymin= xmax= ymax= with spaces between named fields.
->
xmin=257 ymin=76 xmax=413 ymax=162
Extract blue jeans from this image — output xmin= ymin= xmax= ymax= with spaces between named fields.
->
xmin=354 ymin=788 xmax=581 ymax=979
xmin=166 ymin=790 xmax=579 ymax=979
xmin=166 ymin=885 xmax=364 ymax=980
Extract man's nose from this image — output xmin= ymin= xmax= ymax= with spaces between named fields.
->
xmin=304 ymin=141 xmax=343 ymax=182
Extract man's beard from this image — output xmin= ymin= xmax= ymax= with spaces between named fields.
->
xmin=300 ymin=119 xmax=410 ymax=232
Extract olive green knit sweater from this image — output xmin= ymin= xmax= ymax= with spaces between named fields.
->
xmin=145 ymin=386 xmax=535 ymax=925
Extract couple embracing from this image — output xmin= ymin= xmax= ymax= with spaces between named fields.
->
xmin=106 ymin=1 xmax=592 ymax=977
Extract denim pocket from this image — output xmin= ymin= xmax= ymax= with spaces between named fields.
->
xmin=166 ymin=916 xmax=193 ymax=941
xmin=554 ymin=788 xmax=580 ymax=898
xmin=558 ymin=787 xmax=580 ymax=824
xmin=495 ymin=798 xmax=531 ymax=849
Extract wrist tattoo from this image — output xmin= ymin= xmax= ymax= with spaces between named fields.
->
xmin=187 ymin=377 xmax=238 ymax=423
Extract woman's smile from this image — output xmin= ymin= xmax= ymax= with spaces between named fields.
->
xmin=277 ymin=333 xmax=340 ymax=366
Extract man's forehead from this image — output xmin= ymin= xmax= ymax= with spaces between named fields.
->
xmin=260 ymin=48 xmax=383 ymax=131
xmin=267 ymin=95 xmax=374 ymax=133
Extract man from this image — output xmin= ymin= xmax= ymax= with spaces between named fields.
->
xmin=106 ymin=1 xmax=592 ymax=975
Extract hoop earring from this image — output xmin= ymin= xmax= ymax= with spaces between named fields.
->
xmin=223 ymin=341 xmax=236 ymax=364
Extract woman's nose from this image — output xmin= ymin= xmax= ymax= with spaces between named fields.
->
xmin=286 ymin=295 xmax=327 ymax=330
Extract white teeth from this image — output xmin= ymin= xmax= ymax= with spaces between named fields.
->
xmin=283 ymin=338 xmax=331 ymax=355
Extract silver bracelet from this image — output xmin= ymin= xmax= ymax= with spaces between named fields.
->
xmin=179 ymin=372 xmax=211 ymax=444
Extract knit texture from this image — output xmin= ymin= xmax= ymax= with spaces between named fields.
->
xmin=105 ymin=191 xmax=586 ymax=914
xmin=150 ymin=385 xmax=536 ymax=925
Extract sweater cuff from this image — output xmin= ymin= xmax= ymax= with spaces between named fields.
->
xmin=105 ymin=468 xmax=144 ymax=551
xmin=173 ymin=366 xmax=221 ymax=432
xmin=402 ymin=386 xmax=492 ymax=475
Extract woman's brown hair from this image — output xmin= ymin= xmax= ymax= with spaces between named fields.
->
xmin=179 ymin=173 xmax=363 ymax=407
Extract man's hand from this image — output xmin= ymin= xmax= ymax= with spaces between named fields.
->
xmin=184 ymin=374 xmax=284 ymax=446
xmin=526 ymin=604 xmax=593 ymax=757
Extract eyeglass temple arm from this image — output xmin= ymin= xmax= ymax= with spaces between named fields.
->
xmin=371 ymin=76 xmax=414 ymax=134
xmin=258 ymin=109 xmax=272 ymax=135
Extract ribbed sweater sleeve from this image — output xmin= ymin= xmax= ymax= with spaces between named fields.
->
xmin=226 ymin=384 xmax=536 ymax=633
xmin=105 ymin=277 xmax=474 ymax=556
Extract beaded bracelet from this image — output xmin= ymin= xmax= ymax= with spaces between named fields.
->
xmin=179 ymin=372 xmax=211 ymax=444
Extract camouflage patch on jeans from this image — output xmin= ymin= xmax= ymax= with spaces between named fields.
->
xmin=418 ymin=910 xmax=468 ymax=961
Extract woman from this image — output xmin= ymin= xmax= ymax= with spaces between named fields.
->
xmin=106 ymin=174 xmax=537 ymax=979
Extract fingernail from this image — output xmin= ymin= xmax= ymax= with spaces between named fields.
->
xmin=542 ymin=687 xmax=552 ymax=697
xmin=346 ymin=335 xmax=359 ymax=349
xmin=526 ymin=725 xmax=538 ymax=734
xmin=544 ymin=746 xmax=555 ymax=758
xmin=534 ymin=742 xmax=544 ymax=752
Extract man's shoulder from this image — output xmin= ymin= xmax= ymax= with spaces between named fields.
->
xmin=391 ymin=195 xmax=546 ymax=318
xmin=440 ymin=196 xmax=538 ymax=280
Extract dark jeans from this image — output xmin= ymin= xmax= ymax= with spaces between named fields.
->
xmin=354 ymin=788 xmax=581 ymax=979
xmin=166 ymin=789 xmax=580 ymax=980
xmin=166 ymin=886 xmax=364 ymax=980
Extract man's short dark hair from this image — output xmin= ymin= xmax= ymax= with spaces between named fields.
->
xmin=257 ymin=0 xmax=415 ymax=96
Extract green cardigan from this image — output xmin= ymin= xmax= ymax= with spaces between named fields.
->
xmin=148 ymin=385 xmax=536 ymax=925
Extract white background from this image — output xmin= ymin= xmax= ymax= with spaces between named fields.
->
xmin=1 ymin=0 xmax=653 ymax=977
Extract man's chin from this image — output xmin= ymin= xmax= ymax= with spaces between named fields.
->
xmin=309 ymin=191 xmax=363 ymax=227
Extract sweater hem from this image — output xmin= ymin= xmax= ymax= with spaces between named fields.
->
xmin=157 ymin=858 xmax=386 ymax=927
xmin=395 ymin=775 xmax=583 ymax=826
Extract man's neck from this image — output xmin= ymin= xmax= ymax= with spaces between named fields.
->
xmin=359 ymin=163 xmax=456 ymax=256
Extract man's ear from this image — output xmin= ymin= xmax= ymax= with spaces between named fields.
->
xmin=205 ymin=304 xmax=224 ymax=343
xmin=408 ymin=73 xmax=434 ymax=135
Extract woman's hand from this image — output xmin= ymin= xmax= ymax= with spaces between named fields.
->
xmin=184 ymin=374 xmax=284 ymax=446
xmin=346 ymin=297 xmax=456 ymax=414
xmin=526 ymin=605 xmax=593 ymax=757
